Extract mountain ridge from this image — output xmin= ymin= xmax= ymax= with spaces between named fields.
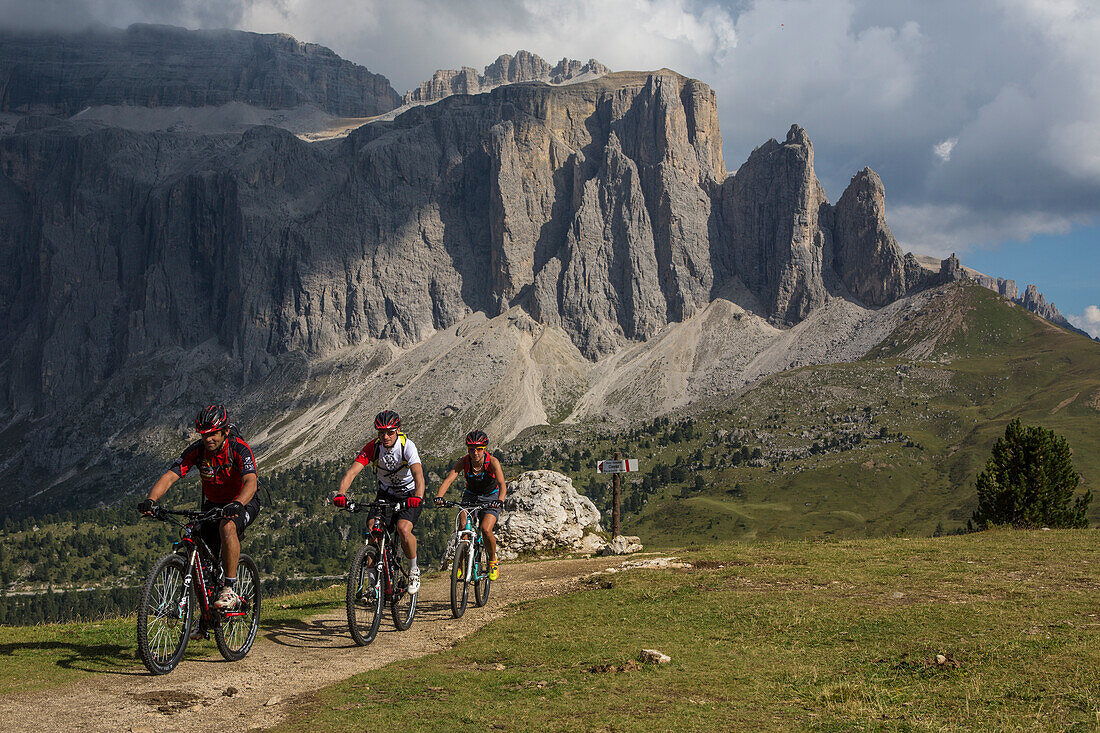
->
xmin=0 ymin=27 xmax=1086 ymax=514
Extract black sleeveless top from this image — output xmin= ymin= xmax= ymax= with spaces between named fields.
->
xmin=463 ymin=451 xmax=498 ymax=496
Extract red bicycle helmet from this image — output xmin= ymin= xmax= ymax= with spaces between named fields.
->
xmin=374 ymin=410 xmax=401 ymax=430
xmin=195 ymin=405 xmax=229 ymax=435
xmin=465 ymin=430 xmax=489 ymax=447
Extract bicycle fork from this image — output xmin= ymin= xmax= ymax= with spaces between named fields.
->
xmin=175 ymin=552 xmax=198 ymax=619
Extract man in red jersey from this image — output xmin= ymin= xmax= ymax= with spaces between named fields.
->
xmin=140 ymin=405 xmax=260 ymax=611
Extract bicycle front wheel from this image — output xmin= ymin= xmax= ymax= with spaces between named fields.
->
xmin=474 ymin=541 xmax=492 ymax=607
xmin=390 ymin=552 xmax=417 ymax=630
xmin=214 ymin=554 xmax=261 ymax=661
xmin=450 ymin=543 xmax=470 ymax=618
xmin=347 ymin=544 xmax=383 ymax=645
xmin=137 ymin=552 xmax=192 ymax=675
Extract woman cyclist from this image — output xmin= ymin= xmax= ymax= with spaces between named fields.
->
xmin=433 ymin=430 xmax=507 ymax=580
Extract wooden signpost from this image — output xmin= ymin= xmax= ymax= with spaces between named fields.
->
xmin=598 ymin=453 xmax=639 ymax=536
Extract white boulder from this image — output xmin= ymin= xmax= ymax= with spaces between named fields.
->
xmin=497 ymin=470 xmax=602 ymax=559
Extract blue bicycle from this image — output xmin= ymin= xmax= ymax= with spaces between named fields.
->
xmin=438 ymin=500 xmax=492 ymax=617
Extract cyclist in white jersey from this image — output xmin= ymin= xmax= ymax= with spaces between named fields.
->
xmin=332 ymin=410 xmax=426 ymax=593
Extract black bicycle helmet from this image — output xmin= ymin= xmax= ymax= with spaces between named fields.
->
xmin=465 ymin=429 xmax=489 ymax=447
xmin=195 ymin=404 xmax=229 ymax=435
xmin=374 ymin=410 xmax=401 ymax=430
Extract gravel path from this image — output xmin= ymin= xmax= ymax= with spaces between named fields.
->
xmin=0 ymin=557 xmax=620 ymax=733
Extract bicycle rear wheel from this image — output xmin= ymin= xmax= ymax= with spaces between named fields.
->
xmin=474 ymin=541 xmax=492 ymax=607
xmin=347 ymin=544 xmax=383 ymax=645
xmin=390 ymin=551 xmax=417 ymax=630
xmin=137 ymin=553 xmax=192 ymax=675
xmin=214 ymin=554 xmax=261 ymax=661
xmin=450 ymin=543 xmax=470 ymax=618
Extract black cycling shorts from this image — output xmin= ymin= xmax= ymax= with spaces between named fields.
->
xmin=200 ymin=497 xmax=261 ymax=552
xmin=368 ymin=488 xmax=422 ymax=528
xmin=461 ymin=489 xmax=500 ymax=520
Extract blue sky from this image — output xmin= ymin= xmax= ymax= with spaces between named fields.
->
xmin=4 ymin=0 xmax=1099 ymax=334
xmin=964 ymin=225 xmax=1100 ymax=334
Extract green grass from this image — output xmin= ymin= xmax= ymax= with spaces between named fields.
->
xmin=277 ymin=531 xmax=1100 ymax=732
xmin=0 ymin=584 xmax=343 ymax=695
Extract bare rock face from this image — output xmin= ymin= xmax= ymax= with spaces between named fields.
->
xmin=0 ymin=70 xmax=730 ymax=422
xmin=0 ymin=24 xmax=401 ymax=117
xmin=716 ymin=125 xmax=830 ymax=324
xmin=496 ymin=470 xmax=602 ymax=559
xmin=832 ymin=168 xmax=912 ymax=306
xmin=404 ymin=50 xmax=610 ymax=105
xmin=1020 ymin=284 xmax=1075 ymax=327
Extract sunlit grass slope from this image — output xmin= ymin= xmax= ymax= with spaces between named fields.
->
xmin=278 ymin=530 xmax=1099 ymax=732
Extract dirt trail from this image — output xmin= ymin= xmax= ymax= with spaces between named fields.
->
xmin=0 ymin=557 xmax=621 ymax=733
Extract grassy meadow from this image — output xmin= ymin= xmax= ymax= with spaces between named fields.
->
xmin=277 ymin=530 xmax=1100 ymax=732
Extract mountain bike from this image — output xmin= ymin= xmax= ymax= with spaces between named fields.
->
xmin=437 ymin=500 xmax=492 ymax=618
xmin=136 ymin=506 xmax=261 ymax=675
xmin=337 ymin=497 xmax=417 ymax=646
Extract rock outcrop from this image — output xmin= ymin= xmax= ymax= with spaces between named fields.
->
xmin=404 ymin=50 xmax=609 ymax=104
xmin=496 ymin=470 xmax=603 ymax=558
xmin=833 ymin=168 xmax=929 ymax=306
xmin=714 ymin=126 xmax=942 ymax=326
xmin=0 ymin=24 xmax=401 ymax=117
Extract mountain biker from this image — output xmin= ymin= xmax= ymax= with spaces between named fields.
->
xmin=138 ymin=405 xmax=260 ymax=613
xmin=433 ymin=430 xmax=507 ymax=581
xmin=333 ymin=410 xmax=427 ymax=594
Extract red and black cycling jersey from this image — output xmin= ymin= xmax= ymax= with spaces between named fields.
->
xmin=170 ymin=436 xmax=257 ymax=504
xmin=463 ymin=451 xmax=498 ymax=496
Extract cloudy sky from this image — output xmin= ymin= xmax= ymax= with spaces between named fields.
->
xmin=3 ymin=0 xmax=1098 ymax=334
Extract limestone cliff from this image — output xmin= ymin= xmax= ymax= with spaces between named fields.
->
xmin=0 ymin=24 xmax=401 ymax=117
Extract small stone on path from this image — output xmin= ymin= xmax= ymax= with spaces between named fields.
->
xmin=223 ymin=687 xmax=238 ymax=697
xmin=264 ymin=696 xmax=281 ymax=707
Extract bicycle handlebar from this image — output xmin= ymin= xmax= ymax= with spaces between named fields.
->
xmin=434 ymin=499 xmax=491 ymax=510
xmin=146 ymin=506 xmax=226 ymax=522
xmin=337 ymin=497 xmax=410 ymax=514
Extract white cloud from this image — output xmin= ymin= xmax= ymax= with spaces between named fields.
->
xmin=889 ymin=203 xmax=1080 ymax=258
xmin=1067 ymin=305 xmax=1100 ymax=338
xmin=933 ymin=137 xmax=956 ymax=162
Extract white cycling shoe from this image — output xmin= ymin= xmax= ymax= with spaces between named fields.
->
xmin=408 ymin=565 xmax=421 ymax=594
xmin=213 ymin=586 xmax=241 ymax=610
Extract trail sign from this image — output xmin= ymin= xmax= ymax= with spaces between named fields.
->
xmin=597 ymin=459 xmax=639 ymax=474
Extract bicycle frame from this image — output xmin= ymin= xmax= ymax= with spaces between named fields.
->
xmin=348 ymin=498 xmax=410 ymax=601
xmin=449 ymin=503 xmax=488 ymax=582
xmin=163 ymin=509 xmax=250 ymax=621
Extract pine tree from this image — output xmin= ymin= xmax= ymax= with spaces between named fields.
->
xmin=971 ymin=419 xmax=1091 ymax=529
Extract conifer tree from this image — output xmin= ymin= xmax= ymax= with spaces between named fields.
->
xmin=971 ymin=419 xmax=1091 ymax=529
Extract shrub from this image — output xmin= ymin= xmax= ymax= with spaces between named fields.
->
xmin=971 ymin=419 xmax=1091 ymax=529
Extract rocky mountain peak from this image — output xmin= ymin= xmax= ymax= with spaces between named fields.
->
xmin=785 ymin=123 xmax=812 ymax=147
xmin=403 ymin=50 xmax=610 ymax=105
